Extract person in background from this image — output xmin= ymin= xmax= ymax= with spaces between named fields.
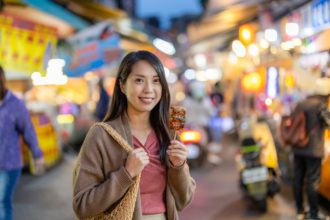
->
xmin=291 ymin=94 xmax=330 ymax=220
xmin=94 ymin=78 xmax=110 ymax=121
xmin=72 ymin=51 xmax=195 ymax=220
xmin=0 ymin=65 xmax=44 ymax=220
xmin=62 ymin=104 xmax=96 ymax=153
xmin=182 ymin=80 xmax=221 ymax=164
xmin=210 ymin=81 xmax=224 ymax=108
xmin=182 ymin=80 xmax=215 ymax=136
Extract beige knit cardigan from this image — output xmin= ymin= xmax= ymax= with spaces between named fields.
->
xmin=72 ymin=114 xmax=196 ymax=220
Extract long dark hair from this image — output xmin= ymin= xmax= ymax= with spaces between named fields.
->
xmin=103 ymin=50 xmax=171 ymax=164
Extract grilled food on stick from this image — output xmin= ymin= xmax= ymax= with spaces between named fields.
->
xmin=169 ymin=106 xmax=186 ymax=139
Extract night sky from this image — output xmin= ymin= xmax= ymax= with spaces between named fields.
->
xmin=136 ymin=0 xmax=202 ymax=29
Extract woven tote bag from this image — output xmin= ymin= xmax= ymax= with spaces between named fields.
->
xmin=87 ymin=122 xmax=140 ymax=220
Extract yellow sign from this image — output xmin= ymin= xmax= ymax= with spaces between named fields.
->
xmin=0 ymin=14 xmax=57 ymax=76
xmin=22 ymin=112 xmax=61 ymax=174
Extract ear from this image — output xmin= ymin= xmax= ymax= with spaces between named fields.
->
xmin=119 ymin=81 xmax=125 ymax=94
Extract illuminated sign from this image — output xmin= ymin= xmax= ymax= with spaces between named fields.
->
xmin=61 ymin=21 xmax=123 ymax=77
xmin=31 ymin=59 xmax=67 ymax=85
xmin=312 ymin=0 xmax=330 ymax=31
xmin=0 ymin=14 xmax=57 ymax=76
xmin=266 ymin=67 xmax=279 ymax=98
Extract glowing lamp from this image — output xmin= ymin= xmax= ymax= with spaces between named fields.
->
xmin=239 ymin=24 xmax=255 ymax=45
xmin=241 ymin=72 xmax=264 ymax=93
xmin=180 ymin=130 xmax=201 ymax=143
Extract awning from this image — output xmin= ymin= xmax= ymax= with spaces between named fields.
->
xmin=2 ymin=5 xmax=76 ymax=38
xmin=53 ymin=0 xmax=127 ymax=21
xmin=22 ymin=0 xmax=89 ymax=30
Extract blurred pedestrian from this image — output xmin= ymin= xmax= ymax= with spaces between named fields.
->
xmin=0 ymin=65 xmax=44 ymax=220
xmin=182 ymin=80 xmax=221 ymax=164
xmin=72 ymin=51 xmax=196 ymax=220
xmin=182 ymin=80 xmax=215 ymax=135
xmin=210 ymin=81 xmax=224 ymax=108
xmin=291 ymin=94 xmax=330 ymax=220
xmin=62 ymin=104 xmax=96 ymax=153
xmin=94 ymin=78 xmax=110 ymax=121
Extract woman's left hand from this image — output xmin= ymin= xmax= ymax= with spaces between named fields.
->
xmin=167 ymin=140 xmax=188 ymax=167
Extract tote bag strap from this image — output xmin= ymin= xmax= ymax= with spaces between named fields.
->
xmin=95 ymin=122 xmax=133 ymax=153
xmin=87 ymin=122 xmax=140 ymax=220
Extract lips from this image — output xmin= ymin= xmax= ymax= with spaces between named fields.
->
xmin=139 ymin=97 xmax=154 ymax=104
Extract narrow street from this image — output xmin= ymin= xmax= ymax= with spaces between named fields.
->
xmin=14 ymin=134 xmax=298 ymax=220
xmin=13 ymin=153 xmax=77 ymax=220
xmin=179 ymin=135 xmax=297 ymax=220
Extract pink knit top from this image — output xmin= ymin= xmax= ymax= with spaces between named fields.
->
xmin=132 ymin=130 xmax=166 ymax=214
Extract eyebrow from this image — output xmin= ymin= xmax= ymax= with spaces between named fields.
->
xmin=134 ymin=74 xmax=159 ymax=78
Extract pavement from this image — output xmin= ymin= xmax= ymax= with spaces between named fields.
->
xmin=14 ymin=154 xmax=77 ymax=220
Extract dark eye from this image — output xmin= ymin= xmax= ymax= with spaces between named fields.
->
xmin=135 ymin=78 xmax=143 ymax=83
xmin=153 ymin=78 xmax=160 ymax=83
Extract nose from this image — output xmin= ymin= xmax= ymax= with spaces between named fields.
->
xmin=143 ymin=80 xmax=153 ymax=93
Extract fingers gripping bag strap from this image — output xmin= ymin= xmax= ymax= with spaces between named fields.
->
xmin=87 ymin=122 xmax=141 ymax=220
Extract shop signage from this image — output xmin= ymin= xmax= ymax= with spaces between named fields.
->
xmin=279 ymin=4 xmax=313 ymax=40
xmin=0 ymin=13 xmax=57 ymax=76
xmin=62 ymin=21 xmax=123 ymax=77
xmin=299 ymin=4 xmax=314 ymax=37
xmin=266 ymin=67 xmax=279 ymax=98
xmin=298 ymin=52 xmax=329 ymax=70
xmin=312 ymin=0 xmax=330 ymax=32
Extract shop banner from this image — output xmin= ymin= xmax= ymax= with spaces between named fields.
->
xmin=61 ymin=21 xmax=123 ymax=77
xmin=0 ymin=13 xmax=57 ymax=76
xmin=312 ymin=0 xmax=330 ymax=32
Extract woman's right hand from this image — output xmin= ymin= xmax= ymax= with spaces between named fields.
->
xmin=125 ymin=148 xmax=149 ymax=178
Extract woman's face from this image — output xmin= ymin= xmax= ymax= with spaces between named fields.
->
xmin=121 ymin=60 xmax=162 ymax=115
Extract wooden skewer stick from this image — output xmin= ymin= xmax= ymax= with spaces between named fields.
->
xmin=173 ymin=131 xmax=177 ymax=140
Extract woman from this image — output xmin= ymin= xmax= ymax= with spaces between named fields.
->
xmin=72 ymin=51 xmax=196 ymax=220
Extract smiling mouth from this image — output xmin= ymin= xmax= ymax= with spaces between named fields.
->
xmin=139 ymin=97 xmax=154 ymax=100
xmin=139 ymin=97 xmax=155 ymax=103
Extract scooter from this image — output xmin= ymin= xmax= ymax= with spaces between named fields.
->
xmin=180 ymin=127 xmax=207 ymax=168
xmin=236 ymin=137 xmax=280 ymax=212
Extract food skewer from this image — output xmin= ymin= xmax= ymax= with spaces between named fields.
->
xmin=169 ymin=106 xmax=186 ymax=140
